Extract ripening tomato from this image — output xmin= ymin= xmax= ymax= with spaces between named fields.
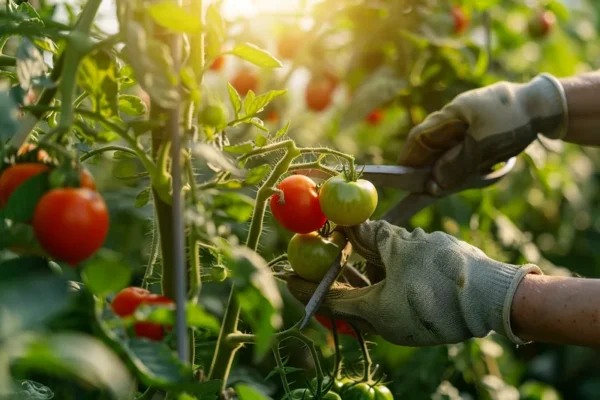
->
xmin=342 ymin=383 xmax=394 ymax=400
xmin=319 ymin=175 xmax=378 ymax=226
xmin=315 ymin=314 xmax=357 ymax=338
xmin=231 ymin=68 xmax=259 ymax=96
xmin=265 ymin=109 xmax=279 ymax=123
xmin=287 ymin=231 xmax=345 ymax=282
xmin=366 ymin=109 xmax=384 ymax=125
xmin=79 ymin=169 xmax=97 ymax=191
xmin=210 ymin=55 xmax=225 ymax=71
xmin=0 ymin=163 xmax=50 ymax=208
xmin=285 ymin=389 xmax=341 ymax=400
xmin=528 ymin=11 xmax=556 ymax=38
xmin=451 ymin=6 xmax=469 ymax=34
xmin=32 ymin=188 xmax=109 ymax=266
xmin=111 ymin=287 xmax=174 ymax=341
xmin=305 ymin=77 xmax=335 ymax=112
xmin=277 ymin=30 xmax=304 ymax=60
xmin=270 ymin=175 xmax=327 ymax=234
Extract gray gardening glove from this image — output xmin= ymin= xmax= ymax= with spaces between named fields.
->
xmin=286 ymin=220 xmax=542 ymax=346
xmin=398 ymin=74 xmax=568 ymax=190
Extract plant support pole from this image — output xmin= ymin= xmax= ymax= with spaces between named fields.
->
xmin=170 ymin=6 xmax=188 ymax=363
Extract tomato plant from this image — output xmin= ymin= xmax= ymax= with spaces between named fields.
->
xmin=284 ymin=389 xmax=341 ymax=400
xmin=32 ymin=188 xmax=109 ymax=266
xmin=342 ymin=383 xmax=394 ymax=400
xmin=319 ymin=175 xmax=378 ymax=226
xmin=287 ymin=231 xmax=345 ymax=282
xmin=270 ymin=175 xmax=327 ymax=234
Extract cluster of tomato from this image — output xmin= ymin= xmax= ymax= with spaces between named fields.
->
xmin=110 ymin=287 xmax=174 ymax=341
xmin=0 ymin=144 xmax=109 ymax=266
xmin=269 ymin=172 xmax=377 ymax=336
xmin=285 ymin=377 xmax=394 ymax=399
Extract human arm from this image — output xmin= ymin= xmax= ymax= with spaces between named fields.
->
xmin=512 ymin=274 xmax=600 ymax=348
xmin=561 ymin=71 xmax=600 ymax=145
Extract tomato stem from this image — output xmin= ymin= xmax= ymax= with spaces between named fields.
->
xmin=273 ymin=345 xmax=292 ymax=396
xmin=352 ymin=326 xmax=372 ymax=382
xmin=79 ymin=145 xmax=138 ymax=162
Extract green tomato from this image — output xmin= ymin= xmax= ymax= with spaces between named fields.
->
xmin=210 ymin=265 xmax=228 ymax=282
xmin=319 ymin=175 xmax=378 ymax=226
xmin=287 ymin=231 xmax=345 ymax=283
xmin=332 ymin=378 xmax=354 ymax=393
xmin=199 ymin=103 xmax=227 ymax=127
xmin=343 ymin=383 xmax=394 ymax=400
xmin=285 ymin=389 xmax=341 ymax=400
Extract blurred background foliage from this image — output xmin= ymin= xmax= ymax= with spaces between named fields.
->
xmin=3 ymin=0 xmax=600 ymax=398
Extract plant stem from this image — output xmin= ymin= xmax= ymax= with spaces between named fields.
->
xmin=79 ymin=145 xmax=137 ymax=162
xmin=273 ymin=345 xmax=292 ymax=396
xmin=0 ymin=55 xmax=16 ymax=67
xmin=298 ymin=147 xmax=355 ymax=164
xmin=208 ymin=141 xmax=299 ymax=393
xmin=353 ymin=328 xmax=372 ymax=382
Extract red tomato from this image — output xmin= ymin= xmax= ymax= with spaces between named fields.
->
xmin=305 ymin=77 xmax=335 ymax=112
xmin=315 ymin=314 xmax=357 ymax=338
xmin=0 ymin=163 xmax=51 ymax=208
xmin=366 ymin=109 xmax=384 ymax=125
xmin=134 ymin=294 xmax=174 ymax=341
xmin=231 ymin=69 xmax=259 ymax=96
xmin=270 ymin=175 xmax=327 ymax=234
xmin=111 ymin=287 xmax=151 ymax=317
xmin=265 ymin=110 xmax=279 ymax=123
xmin=277 ymin=31 xmax=304 ymax=60
xmin=451 ymin=6 xmax=469 ymax=34
xmin=528 ymin=11 xmax=556 ymax=38
xmin=111 ymin=288 xmax=174 ymax=341
xmin=32 ymin=188 xmax=109 ymax=266
xmin=210 ymin=55 xmax=225 ymax=71
xmin=79 ymin=169 xmax=97 ymax=191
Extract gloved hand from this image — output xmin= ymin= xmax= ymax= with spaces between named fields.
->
xmin=399 ymin=74 xmax=568 ymax=190
xmin=286 ymin=220 xmax=542 ymax=346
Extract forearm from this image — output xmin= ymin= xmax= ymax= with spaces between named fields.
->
xmin=511 ymin=274 xmax=600 ymax=348
xmin=559 ymin=71 xmax=600 ymax=145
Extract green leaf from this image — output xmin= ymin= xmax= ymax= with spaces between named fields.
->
xmin=193 ymin=143 xmax=242 ymax=175
xmin=9 ymin=333 xmax=133 ymax=398
xmin=78 ymin=49 xmax=119 ymax=118
xmin=212 ymin=193 xmax=254 ymax=222
xmin=274 ymin=121 xmax=290 ymax=139
xmin=33 ymin=38 xmax=57 ymax=54
xmin=255 ymin=133 xmax=268 ymax=147
xmin=205 ymin=4 xmax=225 ymax=61
xmin=134 ymin=302 xmax=220 ymax=332
xmin=244 ymin=90 xmax=287 ymax=117
xmin=118 ymin=94 xmax=148 ymax=116
xmin=230 ymin=43 xmax=282 ymax=68
xmin=148 ymin=1 xmax=202 ymax=33
xmin=236 ymin=384 xmax=270 ymax=400
xmin=0 ymin=257 xmax=69 ymax=339
xmin=16 ymin=2 xmax=42 ymax=20
xmin=135 ymin=188 xmax=151 ymax=208
xmin=224 ymin=142 xmax=254 ymax=154
xmin=245 ymin=164 xmax=271 ymax=185
xmin=4 ymin=172 xmax=50 ymax=223
xmin=81 ymin=250 xmax=132 ymax=297
xmin=227 ymin=82 xmax=242 ymax=118
xmin=16 ymin=38 xmax=48 ymax=91
xmin=0 ymin=70 xmax=18 ymax=83
xmin=223 ymin=247 xmax=282 ymax=361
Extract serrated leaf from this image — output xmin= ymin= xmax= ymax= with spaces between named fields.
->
xmin=78 ymin=50 xmax=119 ymax=118
xmin=148 ymin=1 xmax=202 ymax=33
xmin=245 ymin=164 xmax=270 ymax=185
xmin=134 ymin=302 xmax=220 ymax=332
xmin=4 ymin=172 xmax=49 ymax=223
xmin=244 ymin=90 xmax=287 ymax=117
xmin=135 ymin=188 xmax=151 ymax=208
xmin=223 ymin=142 xmax=254 ymax=154
xmin=16 ymin=38 xmax=48 ymax=91
xmin=230 ymin=43 xmax=282 ymax=68
xmin=254 ymin=133 xmax=267 ymax=148
xmin=227 ymin=82 xmax=242 ymax=118
xmin=118 ymin=94 xmax=147 ymax=116
xmin=274 ymin=121 xmax=290 ymax=138
xmin=16 ymin=2 xmax=41 ymax=20
xmin=81 ymin=250 xmax=132 ymax=297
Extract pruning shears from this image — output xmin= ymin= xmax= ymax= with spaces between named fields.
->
xmin=293 ymin=157 xmax=517 ymax=330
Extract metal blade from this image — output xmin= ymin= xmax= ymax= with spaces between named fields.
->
xmin=298 ymin=241 xmax=352 ymax=330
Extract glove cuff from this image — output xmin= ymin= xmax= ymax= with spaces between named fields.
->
xmin=527 ymin=73 xmax=569 ymax=139
xmin=475 ymin=260 xmax=542 ymax=344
